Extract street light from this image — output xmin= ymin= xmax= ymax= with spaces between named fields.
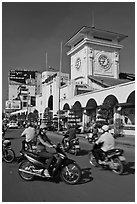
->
xmin=58 ymin=41 xmax=63 ymax=132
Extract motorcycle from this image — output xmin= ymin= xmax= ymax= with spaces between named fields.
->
xmin=87 ymin=133 xmax=126 ymax=175
xmin=18 ymin=143 xmax=81 ymax=185
xmin=85 ymin=132 xmax=99 ymax=144
xmin=62 ymin=136 xmax=80 ymax=156
xmin=2 ymin=139 xmax=15 ymax=163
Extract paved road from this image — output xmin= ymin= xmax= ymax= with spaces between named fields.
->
xmin=2 ymin=129 xmax=135 ymax=202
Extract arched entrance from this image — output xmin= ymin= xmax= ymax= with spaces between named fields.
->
xmin=122 ymin=91 xmax=135 ymax=125
xmin=103 ymin=95 xmax=119 ymax=124
xmin=48 ymin=95 xmax=53 ymax=110
xmin=103 ymin=95 xmax=118 ymax=107
xmin=85 ymin=98 xmax=97 ymax=123
xmin=72 ymin=101 xmax=82 ymax=119
xmin=126 ymin=91 xmax=135 ymax=104
xmin=67 ymin=101 xmax=82 ymax=126
xmin=63 ymin=103 xmax=70 ymax=111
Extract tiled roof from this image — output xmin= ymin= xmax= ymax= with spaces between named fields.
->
xmin=88 ymin=75 xmax=132 ymax=87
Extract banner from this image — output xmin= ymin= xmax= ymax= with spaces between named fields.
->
xmin=9 ymin=70 xmax=36 ymax=85
xmin=5 ymin=100 xmax=21 ymax=110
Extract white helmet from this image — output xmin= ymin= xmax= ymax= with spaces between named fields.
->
xmin=102 ymin=125 xmax=109 ymax=132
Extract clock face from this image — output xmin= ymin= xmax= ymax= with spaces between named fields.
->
xmin=98 ymin=55 xmax=111 ymax=70
xmin=75 ymin=57 xmax=81 ymax=69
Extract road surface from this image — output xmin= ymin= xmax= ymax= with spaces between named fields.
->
xmin=2 ymin=128 xmax=135 ymax=202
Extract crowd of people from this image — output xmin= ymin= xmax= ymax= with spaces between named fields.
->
xmin=20 ymin=121 xmax=115 ymax=176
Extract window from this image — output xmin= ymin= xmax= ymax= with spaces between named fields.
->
xmin=23 ymin=102 xmax=27 ymax=107
xmin=23 ymin=95 xmax=27 ymax=100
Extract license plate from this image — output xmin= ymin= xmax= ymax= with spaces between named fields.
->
xmin=119 ymin=156 xmax=126 ymax=161
xmin=75 ymin=145 xmax=80 ymax=148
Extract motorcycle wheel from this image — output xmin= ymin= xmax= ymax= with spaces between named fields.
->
xmin=18 ymin=160 xmax=35 ymax=181
xmin=3 ymin=149 xmax=15 ymax=163
xmin=89 ymin=152 xmax=98 ymax=166
xmin=61 ymin=163 xmax=81 ymax=185
xmin=111 ymin=158 xmax=124 ymax=175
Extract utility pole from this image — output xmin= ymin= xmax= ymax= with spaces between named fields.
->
xmin=91 ymin=9 xmax=95 ymax=28
xmin=58 ymin=41 xmax=63 ymax=132
xmin=46 ymin=52 xmax=48 ymax=70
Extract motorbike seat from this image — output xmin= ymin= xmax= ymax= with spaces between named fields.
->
xmin=25 ymin=151 xmax=47 ymax=162
xmin=106 ymin=148 xmax=123 ymax=155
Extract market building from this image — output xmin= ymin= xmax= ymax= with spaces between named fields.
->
xmin=7 ymin=26 xmax=135 ymax=134
xmin=37 ymin=26 xmax=135 ymax=134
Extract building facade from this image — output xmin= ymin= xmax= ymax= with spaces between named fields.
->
xmin=36 ymin=26 xmax=135 ymax=129
xmin=5 ymin=69 xmax=41 ymax=115
xmin=8 ymin=26 xmax=135 ymax=130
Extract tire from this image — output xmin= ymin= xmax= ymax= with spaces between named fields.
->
xmin=18 ymin=160 xmax=35 ymax=181
xmin=61 ymin=163 xmax=81 ymax=185
xmin=89 ymin=152 xmax=98 ymax=166
xmin=111 ymin=158 xmax=124 ymax=175
xmin=3 ymin=149 xmax=15 ymax=163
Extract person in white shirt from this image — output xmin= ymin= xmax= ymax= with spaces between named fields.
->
xmin=93 ymin=125 xmax=115 ymax=164
xmin=21 ymin=122 xmax=36 ymax=151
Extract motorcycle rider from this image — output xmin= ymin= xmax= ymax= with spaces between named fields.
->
xmin=21 ymin=121 xmax=36 ymax=151
xmin=63 ymin=124 xmax=76 ymax=149
xmin=36 ymin=123 xmax=56 ymax=177
xmin=92 ymin=125 xmax=115 ymax=165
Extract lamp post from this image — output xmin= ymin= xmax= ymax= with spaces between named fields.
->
xmin=58 ymin=41 xmax=63 ymax=132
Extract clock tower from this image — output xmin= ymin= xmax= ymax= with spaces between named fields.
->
xmin=65 ymin=26 xmax=127 ymax=86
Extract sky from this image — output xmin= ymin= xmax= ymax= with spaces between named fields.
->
xmin=2 ymin=1 xmax=135 ymax=110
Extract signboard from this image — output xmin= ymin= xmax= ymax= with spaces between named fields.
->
xmin=9 ymin=70 xmax=36 ymax=85
xmin=5 ymin=100 xmax=21 ymax=110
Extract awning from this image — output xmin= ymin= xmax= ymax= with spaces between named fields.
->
xmin=10 ymin=109 xmax=27 ymax=115
xmin=116 ymin=103 xmax=135 ymax=108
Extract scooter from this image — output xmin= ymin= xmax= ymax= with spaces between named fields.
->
xmin=62 ymin=137 xmax=80 ymax=156
xmin=18 ymin=143 xmax=81 ymax=185
xmin=2 ymin=139 xmax=15 ymax=163
xmin=87 ymin=134 xmax=126 ymax=175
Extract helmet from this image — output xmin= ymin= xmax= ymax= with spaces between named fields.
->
xmin=27 ymin=121 xmax=31 ymax=127
xmin=102 ymin=125 xmax=109 ymax=132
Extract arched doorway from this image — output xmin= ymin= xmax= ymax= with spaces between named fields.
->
xmin=103 ymin=95 xmax=118 ymax=107
xmin=86 ymin=98 xmax=97 ymax=123
xmin=126 ymin=91 xmax=135 ymax=104
xmin=67 ymin=101 xmax=82 ymax=126
xmin=63 ymin=103 xmax=70 ymax=111
xmin=48 ymin=95 xmax=53 ymax=110
xmin=72 ymin=101 xmax=82 ymax=119
xmin=123 ymin=91 xmax=135 ymax=125
xmin=103 ymin=95 xmax=119 ymax=124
